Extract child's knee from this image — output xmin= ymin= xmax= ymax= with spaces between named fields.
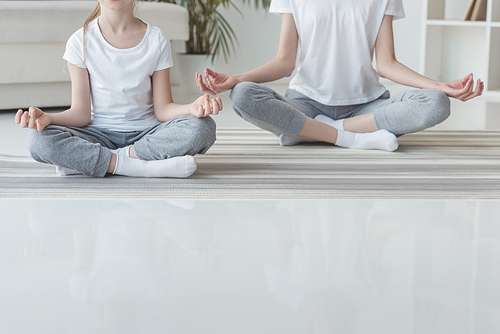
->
xmin=192 ymin=116 xmax=216 ymax=145
xmin=27 ymin=129 xmax=50 ymax=162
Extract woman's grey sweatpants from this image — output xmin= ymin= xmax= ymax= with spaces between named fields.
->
xmin=27 ymin=115 xmax=217 ymax=177
xmin=229 ymin=82 xmax=451 ymax=136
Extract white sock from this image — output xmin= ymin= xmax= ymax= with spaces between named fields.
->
xmin=279 ymin=134 xmax=318 ymax=146
xmin=113 ymin=155 xmax=197 ymax=178
xmin=335 ymin=129 xmax=399 ymax=152
xmin=55 ymin=166 xmax=81 ymax=176
xmin=111 ymin=146 xmax=130 ymax=157
xmin=314 ymin=114 xmax=345 ymax=131
xmin=279 ymin=115 xmax=345 ymax=146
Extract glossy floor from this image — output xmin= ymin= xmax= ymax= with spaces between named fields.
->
xmin=1 ymin=199 xmax=500 ymax=334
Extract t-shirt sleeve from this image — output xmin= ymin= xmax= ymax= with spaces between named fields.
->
xmin=63 ymin=29 xmax=87 ymax=69
xmin=155 ymin=30 xmax=174 ymax=72
xmin=385 ymin=0 xmax=405 ymax=20
xmin=269 ymin=0 xmax=292 ymax=15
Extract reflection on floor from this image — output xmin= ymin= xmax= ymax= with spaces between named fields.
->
xmin=1 ymin=199 xmax=500 ymax=334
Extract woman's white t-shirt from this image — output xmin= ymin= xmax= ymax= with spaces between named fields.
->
xmin=270 ymin=0 xmax=405 ymax=106
xmin=63 ymin=19 xmax=173 ymax=132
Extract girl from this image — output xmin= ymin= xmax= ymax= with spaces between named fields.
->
xmin=196 ymin=0 xmax=483 ymax=151
xmin=15 ymin=0 xmax=223 ymax=178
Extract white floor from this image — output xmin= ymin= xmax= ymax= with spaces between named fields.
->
xmin=1 ymin=199 xmax=500 ymax=334
xmin=1 ymin=84 xmax=500 ymax=333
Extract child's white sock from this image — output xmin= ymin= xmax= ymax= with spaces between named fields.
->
xmin=113 ymin=155 xmax=197 ymax=178
xmin=55 ymin=166 xmax=81 ymax=176
xmin=279 ymin=115 xmax=345 ymax=146
xmin=314 ymin=114 xmax=345 ymax=130
xmin=335 ymin=129 xmax=399 ymax=152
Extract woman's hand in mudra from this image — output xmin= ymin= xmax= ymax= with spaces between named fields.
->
xmin=437 ymin=73 xmax=484 ymax=102
xmin=196 ymin=68 xmax=239 ymax=95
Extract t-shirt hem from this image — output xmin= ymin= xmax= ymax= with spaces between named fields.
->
xmin=384 ymin=11 xmax=405 ymax=20
xmin=269 ymin=7 xmax=293 ymax=15
xmin=63 ymin=56 xmax=87 ymax=69
xmin=154 ymin=61 xmax=174 ymax=72
xmin=290 ymin=86 xmax=387 ymax=106
xmin=88 ymin=121 xmax=161 ymax=133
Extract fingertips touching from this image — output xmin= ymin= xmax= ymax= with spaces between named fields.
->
xmin=216 ymin=97 xmax=223 ymax=111
xmin=211 ymin=99 xmax=219 ymax=115
xmin=204 ymin=97 xmax=211 ymax=117
xmin=36 ymin=119 xmax=43 ymax=132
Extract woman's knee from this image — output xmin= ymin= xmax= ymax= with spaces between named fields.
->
xmin=229 ymin=82 xmax=269 ymax=119
xmin=230 ymin=82 xmax=260 ymax=106
xmin=422 ymin=89 xmax=451 ymax=126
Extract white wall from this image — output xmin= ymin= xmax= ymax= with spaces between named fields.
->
xmin=171 ymin=0 xmax=424 ymax=86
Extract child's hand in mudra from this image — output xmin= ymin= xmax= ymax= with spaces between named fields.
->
xmin=189 ymin=94 xmax=223 ymax=118
xmin=15 ymin=107 xmax=51 ymax=132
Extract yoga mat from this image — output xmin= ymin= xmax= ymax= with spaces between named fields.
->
xmin=1 ymin=129 xmax=499 ymax=199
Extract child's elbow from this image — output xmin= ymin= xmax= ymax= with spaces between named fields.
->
xmin=283 ymin=62 xmax=296 ymax=77
xmin=377 ymin=62 xmax=391 ymax=79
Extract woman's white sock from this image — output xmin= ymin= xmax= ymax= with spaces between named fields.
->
xmin=279 ymin=115 xmax=345 ymax=146
xmin=279 ymin=134 xmax=318 ymax=146
xmin=113 ymin=155 xmax=197 ymax=178
xmin=336 ymin=129 xmax=399 ymax=152
xmin=315 ymin=114 xmax=398 ymax=151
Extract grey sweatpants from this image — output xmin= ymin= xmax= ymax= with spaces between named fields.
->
xmin=229 ymin=82 xmax=451 ymax=136
xmin=27 ymin=115 xmax=216 ymax=177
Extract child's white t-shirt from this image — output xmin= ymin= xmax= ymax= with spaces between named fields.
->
xmin=63 ymin=19 xmax=173 ymax=132
xmin=270 ymin=0 xmax=405 ymax=106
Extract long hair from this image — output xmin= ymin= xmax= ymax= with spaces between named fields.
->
xmin=81 ymin=3 xmax=101 ymax=65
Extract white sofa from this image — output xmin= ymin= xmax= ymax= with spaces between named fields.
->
xmin=0 ymin=1 xmax=188 ymax=110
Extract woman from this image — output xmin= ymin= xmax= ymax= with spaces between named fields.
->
xmin=196 ymin=0 xmax=483 ymax=151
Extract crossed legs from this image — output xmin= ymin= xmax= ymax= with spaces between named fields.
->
xmin=230 ymin=83 xmax=451 ymax=150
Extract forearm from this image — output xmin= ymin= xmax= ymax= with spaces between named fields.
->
xmin=48 ymin=107 xmax=91 ymax=128
xmin=378 ymin=60 xmax=441 ymax=90
xmin=234 ymin=57 xmax=294 ymax=84
xmin=155 ymin=103 xmax=191 ymax=122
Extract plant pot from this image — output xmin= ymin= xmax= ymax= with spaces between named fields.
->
xmin=175 ymin=53 xmax=211 ymax=94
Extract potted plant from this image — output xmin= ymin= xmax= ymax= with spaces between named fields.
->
xmin=145 ymin=0 xmax=271 ymax=92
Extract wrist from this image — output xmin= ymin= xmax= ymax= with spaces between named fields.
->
xmin=233 ymin=74 xmax=245 ymax=85
xmin=44 ymin=112 xmax=53 ymax=126
xmin=429 ymin=80 xmax=443 ymax=90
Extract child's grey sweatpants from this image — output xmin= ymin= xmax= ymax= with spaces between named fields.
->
xmin=229 ymin=82 xmax=451 ymax=136
xmin=27 ymin=115 xmax=216 ymax=177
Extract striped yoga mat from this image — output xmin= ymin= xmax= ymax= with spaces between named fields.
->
xmin=1 ymin=129 xmax=499 ymax=199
